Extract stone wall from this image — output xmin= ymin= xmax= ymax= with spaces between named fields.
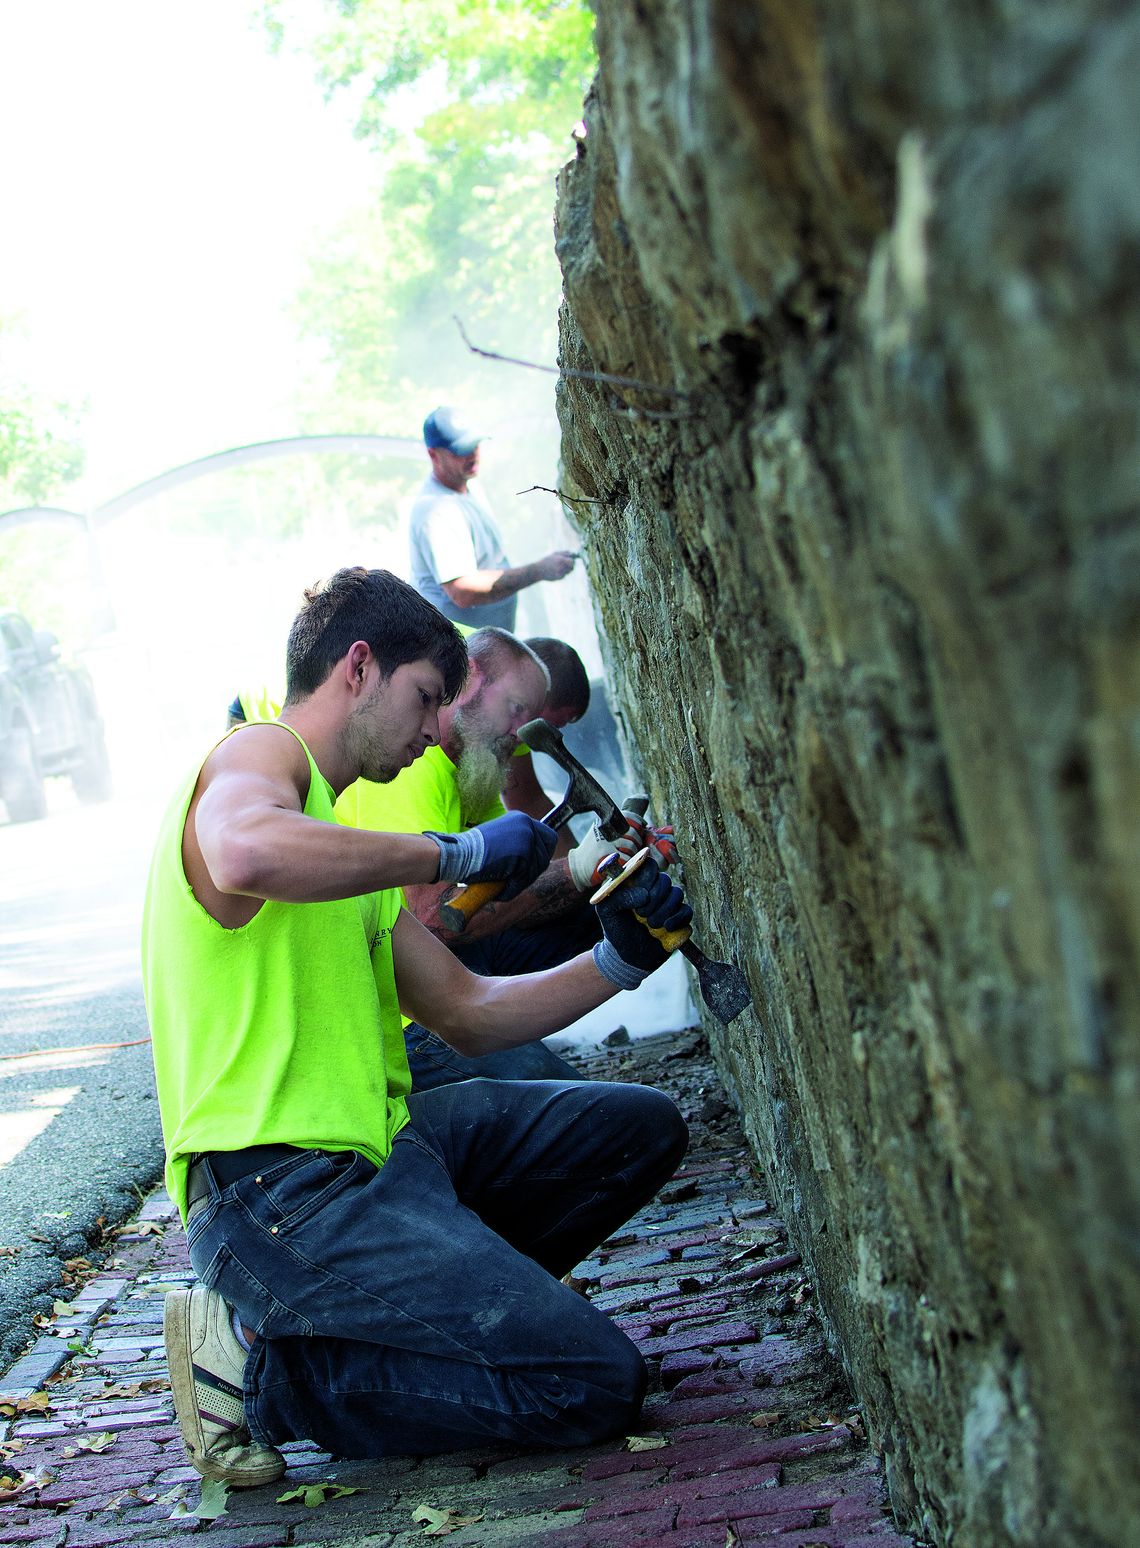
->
xmin=553 ymin=4 xmax=1140 ymax=1544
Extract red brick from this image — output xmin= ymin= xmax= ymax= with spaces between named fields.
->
xmin=741 ymin=1251 xmax=802 ymax=1280
xmin=639 ymin=1321 xmax=758 ymax=1358
xmin=830 ymin=1486 xmax=892 ymax=1523
xmin=585 ymin=1463 xmax=781 ymax=1519
xmin=611 ymin=1321 xmax=654 ymax=1341
xmin=659 ymin=1349 xmax=719 ymax=1386
xmin=638 ymin=1295 xmax=730 ymax=1323
xmin=585 ymin=1466 xmax=669 ymax=1498
xmin=737 ymin=1336 xmax=804 ymax=1386
xmin=650 ymin=1391 xmax=762 ymax=1427
xmin=678 ymin=1488 xmax=821 ymax=1528
xmin=665 ymin=1367 xmax=756 ymax=1401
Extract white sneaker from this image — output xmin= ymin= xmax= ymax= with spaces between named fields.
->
xmin=164 ymin=1285 xmax=285 ymax=1487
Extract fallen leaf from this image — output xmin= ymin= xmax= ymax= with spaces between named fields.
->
xmin=67 ymin=1337 xmax=98 ymax=1357
xmin=169 ymin=1501 xmax=193 ymax=1519
xmin=134 ymin=1221 xmax=165 ymax=1237
xmin=277 ymin=1483 xmax=362 ymax=1508
xmin=625 ymin=1434 xmax=667 ymax=1452
xmin=32 ymin=1314 xmax=52 ymax=1330
xmin=42 ymin=1210 xmax=71 ymax=1220
xmin=53 ymin=1299 xmax=77 ymax=1317
xmin=155 ymin=1485 xmax=186 ymax=1505
xmin=411 ymin=1503 xmax=484 ymax=1536
xmin=194 ymin=1478 xmax=231 ymax=1519
xmin=77 ymin=1432 xmax=117 ymax=1453
xmin=103 ymin=1487 xmax=154 ymax=1510
xmin=0 ymin=1441 xmax=25 ymax=1461
xmin=0 ymin=1391 xmax=52 ymax=1418
xmin=0 ymin=1467 xmax=52 ymax=1502
xmin=0 ymin=1246 xmax=20 ymax=1258
xmin=748 ymin=1411 xmax=783 ymax=1429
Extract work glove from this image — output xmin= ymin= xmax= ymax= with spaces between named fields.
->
xmin=568 ymin=796 xmax=679 ymax=890
xmin=622 ymin=793 xmax=680 ymax=870
xmin=592 ymin=862 xmax=693 ymax=991
xmin=427 ymin=812 xmax=557 ymax=901
xmin=568 ymin=820 xmax=642 ymax=890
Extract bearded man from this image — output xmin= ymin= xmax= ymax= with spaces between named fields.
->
xmin=336 ymin=627 xmax=649 ymax=1088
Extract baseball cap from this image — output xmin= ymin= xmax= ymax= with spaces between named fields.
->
xmin=423 ymin=405 xmax=488 ymax=457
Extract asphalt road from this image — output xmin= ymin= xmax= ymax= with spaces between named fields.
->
xmin=0 ymin=783 xmax=164 ymax=1374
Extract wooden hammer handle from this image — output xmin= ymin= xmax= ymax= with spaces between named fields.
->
xmin=438 ymin=879 xmax=505 ymax=933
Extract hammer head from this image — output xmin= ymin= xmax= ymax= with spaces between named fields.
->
xmin=518 ymin=718 xmax=627 ymax=839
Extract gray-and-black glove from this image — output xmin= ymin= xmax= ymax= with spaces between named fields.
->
xmin=427 ymin=812 xmax=557 ymax=901
xmin=592 ymin=862 xmax=693 ymax=990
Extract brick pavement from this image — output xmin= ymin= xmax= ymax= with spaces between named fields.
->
xmin=0 ymin=1031 xmax=915 ymax=1547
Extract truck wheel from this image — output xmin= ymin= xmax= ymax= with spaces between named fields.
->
xmin=72 ymin=716 xmax=113 ymax=804
xmin=1 ymin=725 xmax=48 ymax=823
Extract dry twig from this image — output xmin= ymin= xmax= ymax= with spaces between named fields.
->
xmin=453 ymin=316 xmax=689 ymax=402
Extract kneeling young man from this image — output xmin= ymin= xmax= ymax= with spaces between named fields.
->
xmin=141 ymin=568 xmax=691 ymax=1487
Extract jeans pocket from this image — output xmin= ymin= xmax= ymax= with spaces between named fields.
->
xmin=245 ymin=1148 xmax=371 ymax=1235
xmin=405 ymin=1026 xmax=454 ymax=1067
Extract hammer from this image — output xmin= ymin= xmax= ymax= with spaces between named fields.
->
xmin=437 ymin=718 xmax=630 ymax=933
xmin=590 ymin=848 xmax=753 ymax=1027
xmin=521 ymin=721 xmax=753 ymax=1028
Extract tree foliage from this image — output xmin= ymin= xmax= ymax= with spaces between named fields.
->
xmin=263 ymin=0 xmax=596 ymax=432
xmin=0 ymin=387 xmax=84 ymax=507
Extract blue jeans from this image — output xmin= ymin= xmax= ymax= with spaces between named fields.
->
xmin=405 ymin=909 xmax=603 ymax=1089
xmin=185 ymin=1078 xmax=688 ymax=1458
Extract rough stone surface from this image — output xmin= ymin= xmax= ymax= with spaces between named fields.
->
xmin=553 ymin=5 xmax=1140 ymax=1546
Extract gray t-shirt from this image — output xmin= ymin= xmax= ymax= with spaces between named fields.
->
xmin=408 ymin=474 xmax=517 ymax=631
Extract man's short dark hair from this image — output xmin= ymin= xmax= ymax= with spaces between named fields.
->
xmin=525 ymin=637 xmax=590 ymax=720
xmin=284 ymin=568 xmax=469 ymax=705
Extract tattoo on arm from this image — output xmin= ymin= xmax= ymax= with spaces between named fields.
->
xmin=514 ymin=865 xmax=581 ymax=928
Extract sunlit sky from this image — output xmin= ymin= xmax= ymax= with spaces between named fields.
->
xmin=0 ymin=1 xmax=372 ymax=506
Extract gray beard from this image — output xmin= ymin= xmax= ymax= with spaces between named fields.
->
xmin=456 ymin=741 xmax=508 ymax=824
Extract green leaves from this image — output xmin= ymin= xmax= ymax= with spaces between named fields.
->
xmin=412 ymin=1503 xmax=485 ymax=1536
xmin=277 ymin=1482 xmax=361 ymax=1508
xmin=267 ymin=0 xmax=597 ymax=432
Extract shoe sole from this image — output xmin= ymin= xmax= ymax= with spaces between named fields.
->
xmin=164 ymin=1288 xmax=285 ymax=1488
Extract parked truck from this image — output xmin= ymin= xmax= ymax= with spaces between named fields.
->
xmin=0 ymin=608 xmax=111 ymax=822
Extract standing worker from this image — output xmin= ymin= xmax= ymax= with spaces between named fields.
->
xmin=409 ymin=405 xmax=577 ymax=630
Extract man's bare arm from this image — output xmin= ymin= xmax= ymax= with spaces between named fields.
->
xmin=441 ymin=551 xmax=576 ymax=609
xmin=187 ymin=728 xmax=441 ymax=924
xmin=393 ymin=908 xmax=616 ymax=1055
